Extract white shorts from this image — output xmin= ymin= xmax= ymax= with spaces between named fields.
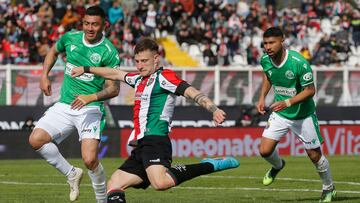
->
xmin=262 ymin=112 xmax=323 ymax=149
xmin=35 ymin=102 xmax=105 ymax=144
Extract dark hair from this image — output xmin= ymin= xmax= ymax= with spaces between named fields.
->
xmin=134 ymin=38 xmax=159 ymax=54
xmin=85 ymin=6 xmax=106 ymax=19
xmin=263 ymin=27 xmax=284 ymax=38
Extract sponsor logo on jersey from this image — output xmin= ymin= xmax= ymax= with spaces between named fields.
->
xmin=303 ymin=72 xmax=313 ymax=81
xmin=161 ymin=80 xmax=167 ymax=86
xmin=81 ymin=128 xmax=92 ymax=133
xmin=141 ymin=94 xmax=149 ymax=101
xmin=90 ymin=53 xmax=101 ymax=63
xmin=66 ymin=63 xmax=94 ymax=81
xmin=285 ymin=70 xmax=295 ymax=79
xmin=303 ymin=63 xmax=308 ymax=69
xmin=268 ymin=70 xmax=272 ymax=77
xmin=149 ymin=158 xmax=161 ymax=163
xmin=135 ymin=92 xmax=142 ymax=100
xmin=93 ymin=126 xmax=97 ymax=132
xmin=70 ymin=45 xmax=76 ymax=52
xmin=274 ymin=86 xmax=297 ymax=97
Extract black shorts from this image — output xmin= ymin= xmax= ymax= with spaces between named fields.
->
xmin=119 ymin=135 xmax=172 ymax=189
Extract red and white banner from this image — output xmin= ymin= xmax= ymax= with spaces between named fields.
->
xmin=120 ymin=126 xmax=360 ymax=157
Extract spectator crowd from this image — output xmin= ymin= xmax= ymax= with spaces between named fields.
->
xmin=0 ymin=0 xmax=359 ymax=67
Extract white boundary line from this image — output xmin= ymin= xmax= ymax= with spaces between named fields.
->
xmin=201 ymin=175 xmax=360 ymax=186
xmin=0 ymin=180 xmax=359 ymax=194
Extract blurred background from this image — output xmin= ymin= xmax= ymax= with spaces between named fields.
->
xmin=0 ymin=0 xmax=359 ymax=159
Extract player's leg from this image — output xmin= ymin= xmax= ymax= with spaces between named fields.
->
xmin=76 ymin=106 xmax=107 ymax=203
xmin=81 ymin=138 xmax=107 ymax=203
xmin=29 ymin=103 xmax=81 ymax=201
xmin=107 ymin=169 xmax=143 ymax=203
xmin=295 ymin=114 xmax=335 ymax=202
xmin=259 ymin=113 xmax=288 ymax=186
xmin=143 ymin=136 xmax=239 ymax=190
xmin=108 ymin=148 xmax=150 ymax=203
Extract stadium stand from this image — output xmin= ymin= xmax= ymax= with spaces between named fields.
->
xmin=0 ymin=0 xmax=359 ymax=67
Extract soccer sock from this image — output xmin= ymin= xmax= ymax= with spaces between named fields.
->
xmin=167 ymin=163 xmax=214 ymax=185
xmin=314 ymin=155 xmax=334 ymax=190
xmin=107 ymin=189 xmax=126 ymax=203
xmin=36 ymin=142 xmax=73 ymax=176
xmin=264 ymin=150 xmax=283 ymax=169
xmin=88 ymin=163 xmax=107 ymax=202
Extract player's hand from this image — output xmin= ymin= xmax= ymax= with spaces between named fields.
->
xmin=40 ymin=75 xmax=52 ymax=96
xmin=270 ymin=100 xmax=287 ymax=112
xmin=256 ymin=99 xmax=266 ymax=115
xmin=71 ymin=67 xmax=85 ymax=78
xmin=71 ymin=94 xmax=97 ymax=110
xmin=213 ymin=108 xmax=226 ymax=126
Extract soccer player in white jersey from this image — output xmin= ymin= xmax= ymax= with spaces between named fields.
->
xmin=71 ymin=38 xmax=240 ymax=203
xmin=257 ymin=27 xmax=336 ymax=202
xmin=28 ymin=6 xmax=121 ymax=203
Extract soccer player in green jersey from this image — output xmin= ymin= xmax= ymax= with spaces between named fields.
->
xmin=28 ymin=6 xmax=120 ymax=203
xmin=71 ymin=38 xmax=240 ymax=203
xmin=256 ymin=27 xmax=336 ymax=202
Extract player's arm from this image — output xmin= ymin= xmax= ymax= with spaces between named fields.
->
xmin=40 ymin=45 xmax=59 ymax=96
xmin=71 ymin=66 xmax=127 ymax=82
xmin=183 ymin=86 xmax=226 ymax=126
xmin=71 ymin=79 xmax=120 ymax=110
xmin=257 ymin=73 xmax=272 ymax=115
xmin=270 ymin=83 xmax=315 ymax=112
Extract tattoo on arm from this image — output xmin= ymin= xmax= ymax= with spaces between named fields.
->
xmin=95 ymin=80 xmax=120 ymax=101
xmin=193 ymin=93 xmax=218 ymax=113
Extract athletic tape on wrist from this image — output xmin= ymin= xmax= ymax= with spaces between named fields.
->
xmin=285 ymin=99 xmax=291 ymax=107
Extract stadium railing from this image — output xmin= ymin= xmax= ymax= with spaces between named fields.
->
xmin=0 ymin=65 xmax=359 ymax=106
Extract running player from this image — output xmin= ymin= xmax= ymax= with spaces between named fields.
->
xmin=257 ymin=27 xmax=336 ymax=202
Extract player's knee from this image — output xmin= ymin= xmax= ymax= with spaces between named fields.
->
xmin=259 ymin=148 xmax=273 ymax=158
xmin=28 ymin=131 xmax=50 ymax=150
xmin=82 ymin=156 xmax=97 ymax=170
xmin=150 ymin=179 xmax=169 ymax=191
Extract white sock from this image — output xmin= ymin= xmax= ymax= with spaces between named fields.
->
xmin=88 ymin=163 xmax=106 ymax=201
xmin=314 ymin=156 xmax=334 ymax=190
xmin=264 ymin=150 xmax=283 ymax=169
xmin=36 ymin=142 xmax=73 ymax=176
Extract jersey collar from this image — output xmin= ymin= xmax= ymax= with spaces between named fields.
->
xmin=82 ymin=32 xmax=105 ymax=47
xmin=270 ymin=49 xmax=288 ymax=68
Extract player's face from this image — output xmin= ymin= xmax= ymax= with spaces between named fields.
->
xmin=263 ymin=36 xmax=284 ymax=58
xmin=134 ymin=50 xmax=160 ymax=77
xmin=82 ymin=15 xmax=104 ymax=43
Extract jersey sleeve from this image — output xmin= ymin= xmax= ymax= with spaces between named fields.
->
xmin=103 ymin=43 xmax=121 ymax=68
xmin=297 ymin=59 xmax=314 ymax=87
xmin=124 ymin=72 xmax=141 ymax=88
xmin=55 ymin=32 xmax=69 ymax=53
xmin=159 ymin=69 xmax=190 ymax=95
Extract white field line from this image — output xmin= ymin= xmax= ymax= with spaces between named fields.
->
xmin=0 ymin=180 xmax=359 ymax=194
xmin=201 ymin=175 xmax=360 ymax=186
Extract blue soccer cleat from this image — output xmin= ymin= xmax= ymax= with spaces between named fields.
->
xmin=201 ymin=157 xmax=240 ymax=171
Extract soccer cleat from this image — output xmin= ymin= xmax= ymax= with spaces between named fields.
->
xmin=67 ymin=167 xmax=84 ymax=201
xmin=263 ymin=159 xmax=285 ymax=186
xmin=201 ymin=157 xmax=240 ymax=171
xmin=319 ymin=187 xmax=336 ymax=202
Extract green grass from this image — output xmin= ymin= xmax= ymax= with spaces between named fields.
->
xmin=0 ymin=156 xmax=359 ymax=203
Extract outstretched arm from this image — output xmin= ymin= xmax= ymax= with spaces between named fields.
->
xmin=71 ymin=66 xmax=127 ymax=82
xmin=183 ymin=86 xmax=226 ymax=125
xmin=40 ymin=45 xmax=59 ymax=96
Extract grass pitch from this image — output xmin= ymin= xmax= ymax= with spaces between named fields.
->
xmin=0 ymin=156 xmax=359 ymax=203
